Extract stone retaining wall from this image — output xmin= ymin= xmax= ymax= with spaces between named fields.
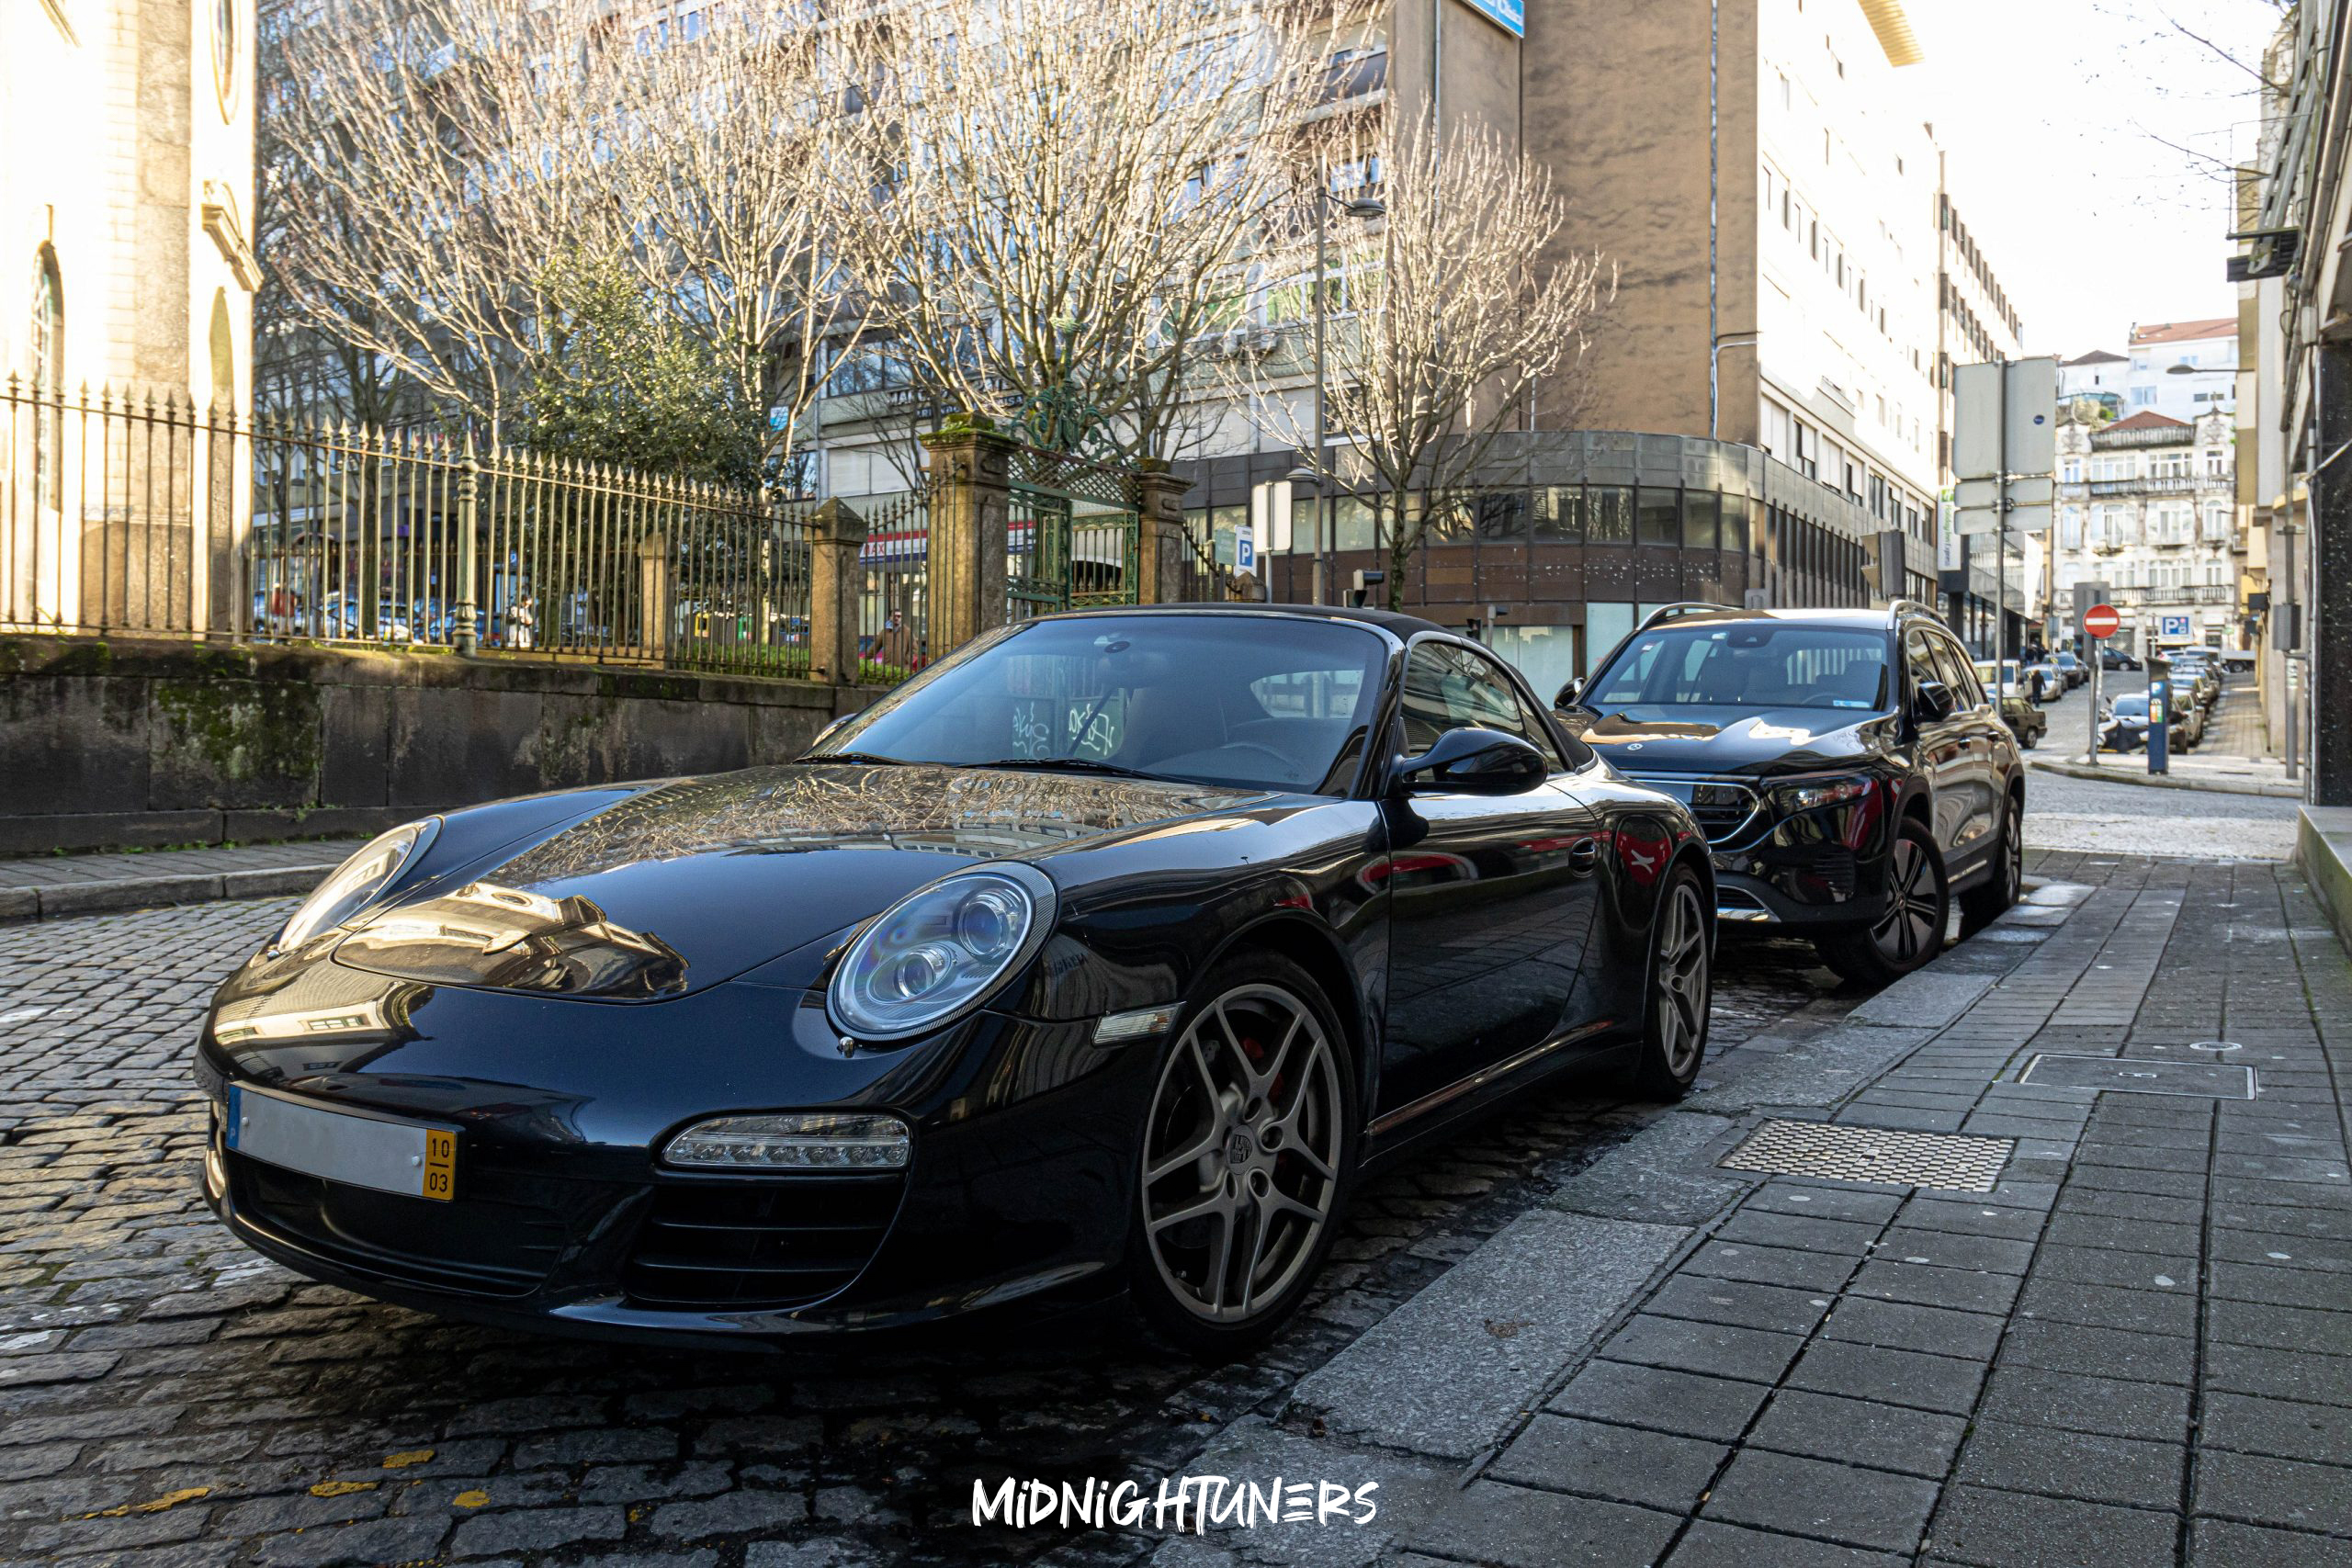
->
xmin=0 ymin=638 xmax=877 ymax=852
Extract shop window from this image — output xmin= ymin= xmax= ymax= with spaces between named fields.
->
xmin=1636 ymin=486 xmax=1679 ymax=547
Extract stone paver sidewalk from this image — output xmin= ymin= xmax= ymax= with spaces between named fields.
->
xmin=0 ymin=840 xmax=359 ymax=922
xmin=1156 ymin=852 xmax=2352 ymax=1568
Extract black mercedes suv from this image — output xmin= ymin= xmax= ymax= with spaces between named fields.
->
xmin=1552 ymin=603 xmax=2024 ymax=986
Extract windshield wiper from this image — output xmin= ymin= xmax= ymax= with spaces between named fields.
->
xmin=806 ymin=750 xmax=910 ymax=766
xmin=962 ymin=757 xmax=1160 ymax=780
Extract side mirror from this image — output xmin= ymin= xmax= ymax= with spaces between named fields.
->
xmin=1912 ymin=680 xmax=1957 ymax=725
xmin=1393 ymin=728 xmax=1548 ymax=795
xmin=1554 ymin=678 xmax=1584 ymax=709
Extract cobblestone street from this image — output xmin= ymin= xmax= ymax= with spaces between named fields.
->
xmin=0 ymin=896 xmax=1848 ymax=1567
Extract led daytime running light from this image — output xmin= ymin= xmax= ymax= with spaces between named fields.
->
xmin=663 ymin=1112 xmax=910 ymax=1171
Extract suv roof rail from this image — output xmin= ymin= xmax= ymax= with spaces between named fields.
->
xmin=1887 ymin=597 xmax=1944 ymax=621
xmin=1634 ymin=601 xmax=1747 ymax=631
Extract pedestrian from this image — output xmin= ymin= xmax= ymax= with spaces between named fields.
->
xmin=505 ymin=592 xmax=537 ymax=651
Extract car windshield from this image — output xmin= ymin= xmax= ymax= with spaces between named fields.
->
xmin=2112 ymin=694 xmax=2150 ymax=717
xmin=807 ymin=614 xmax=1388 ymax=795
xmin=1585 ymin=623 xmax=1891 ymax=713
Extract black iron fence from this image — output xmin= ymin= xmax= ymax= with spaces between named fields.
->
xmin=2 ymin=378 xmax=896 ymax=680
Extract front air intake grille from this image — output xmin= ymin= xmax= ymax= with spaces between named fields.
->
xmin=1624 ymin=774 xmax=1764 ymax=846
xmin=228 ymin=1153 xmax=564 ymax=1297
xmin=621 ymin=1173 xmax=907 ymax=1312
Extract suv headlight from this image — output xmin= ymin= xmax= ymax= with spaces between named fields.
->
xmin=275 ymin=819 xmax=438 ymax=953
xmin=1770 ymin=774 xmax=1874 ymax=813
xmin=827 ymin=865 xmax=1056 ymax=1041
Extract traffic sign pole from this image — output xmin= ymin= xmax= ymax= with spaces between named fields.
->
xmin=2083 ymin=604 xmax=2120 ymax=767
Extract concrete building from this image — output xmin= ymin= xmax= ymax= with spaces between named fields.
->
xmin=2059 ymin=349 xmax=2127 ymax=422
xmin=2121 ymin=318 xmax=2237 ymax=423
xmin=1 ymin=0 xmax=257 ymax=630
xmin=2050 ymin=410 xmax=2237 ymax=657
xmin=809 ymin=0 xmax=2001 ymax=692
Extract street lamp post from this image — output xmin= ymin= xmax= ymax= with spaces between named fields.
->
xmin=1304 ymin=183 xmax=1385 ymax=604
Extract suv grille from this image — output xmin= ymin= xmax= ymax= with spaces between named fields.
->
xmin=622 ymin=1173 xmax=906 ymax=1312
xmin=1623 ymin=774 xmax=1763 ymax=846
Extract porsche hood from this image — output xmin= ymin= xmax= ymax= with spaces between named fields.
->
xmin=329 ymin=762 xmax=1265 ymax=999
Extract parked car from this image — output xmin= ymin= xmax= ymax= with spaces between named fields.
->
xmin=2098 ymin=690 xmax=2190 ymax=754
xmin=1999 ymin=692 xmax=2047 ymax=750
xmin=1555 ymin=601 xmax=2024 ymax=987
xmin=2051 ymin=651 xmax=2087 ymax=689
xmin=1974 ymin=659 xmax=2029 ymax=701
xmin=198 ymin=604 xmax=1717 ymax=1354
xmin=318 ymin=593 xmax=413 ymax=643
xmin=2098 ymin=646 xmax=2143 ymax=671
xmin=2021 ymin=660 xmax=2064 ymax=703
xmin=2163 ymin=654 xmax=2220 ymax=712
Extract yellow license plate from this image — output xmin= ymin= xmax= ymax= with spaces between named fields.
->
xmin=423 ymin=1129 xmax=458 ymax=1202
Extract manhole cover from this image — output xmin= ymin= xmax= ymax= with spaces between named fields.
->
xmin=1719 ymin=1120 xmax=2015 ymax=1192
xmin=2020 ymin=1055 xmax=2256 ymax=1100
xmin=2188 ymin=1041 xmax=2243 ymax=1053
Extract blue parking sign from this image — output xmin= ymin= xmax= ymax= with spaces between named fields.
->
xmin=1235 ymin=525 xmax=1255 ymax=574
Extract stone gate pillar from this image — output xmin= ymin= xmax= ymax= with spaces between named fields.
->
xmin=1132 ymin=459 xmax=1193 ymax=605
xmin=806 ymin=498 xmax=866 ymax=685
xmin=921 ymin=418 xmax=1016 ymax=658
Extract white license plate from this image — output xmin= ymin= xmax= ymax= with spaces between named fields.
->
xmin=225 ymin=1085 xmax=458 ymax=1202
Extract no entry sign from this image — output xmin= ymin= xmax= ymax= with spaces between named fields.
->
xmin=2083 ymin=604 xmax=2120 ymax=639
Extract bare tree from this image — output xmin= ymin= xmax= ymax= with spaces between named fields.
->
xmin=826 ymin=0 xmax=1341 ymax=460
xmin=261 ymin=0 xmax=622 ymax=437
xmin=1226 ymin=112 xmax=1615 ymax=609
xmin=591 ymin=1 xmax=864 ymax=467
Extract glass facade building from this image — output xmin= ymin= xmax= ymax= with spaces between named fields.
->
xmin=1182 ymin=431 xmax=1914 ymax=702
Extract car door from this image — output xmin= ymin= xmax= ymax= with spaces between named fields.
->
xmin=1920 ymin=626 xmax=1998 ymax=874
xmin=1374 ymin=637 xmax=1607 ymax=1119
xmin=1901 ymin=624 xmax=1979 ymax=872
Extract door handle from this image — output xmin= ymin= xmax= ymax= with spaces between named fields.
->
xmin=1568 ymin=838 xmax=1601 ymax=875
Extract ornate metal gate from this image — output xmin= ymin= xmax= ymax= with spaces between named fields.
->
xmin=1006 ymin=441 xmax=1140 ymax=619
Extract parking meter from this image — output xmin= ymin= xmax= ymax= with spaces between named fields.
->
xmin=2147 ymin=672 xmax=2169 ymax=775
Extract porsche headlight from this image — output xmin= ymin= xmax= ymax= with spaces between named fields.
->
xmin=828 ymin=866 xmax=1054 ymax=1041
xmin=275 ymin=819 xmax=438 ymax=953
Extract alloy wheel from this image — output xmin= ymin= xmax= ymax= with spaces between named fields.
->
xmin=2000 ymin=807 xmax=2022 ymax=905
xmin=1656 ymin=880 xmax=1709 ymax=1076
xmin=1140 ymin=983 xmax=1342 ymax=1325
xmin=1871 ymin=837 xmax=1941 ymax=964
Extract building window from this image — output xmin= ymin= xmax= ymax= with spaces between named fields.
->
xmin=29 ymin=247 xmax=63 ymax=513
xmin=212 ymin=0 xmax=239 ymax=120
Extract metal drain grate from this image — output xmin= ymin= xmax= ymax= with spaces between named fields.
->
xmin=1719 ymin=1120 xmax=2015 ymax=1192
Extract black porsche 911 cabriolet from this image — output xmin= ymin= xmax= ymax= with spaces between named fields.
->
xmin=198 ymin=605 xmax=1713 ymax=1354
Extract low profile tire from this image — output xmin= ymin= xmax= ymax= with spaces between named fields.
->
xmin=1816 ymin=818 xmax=1949 ymax=987
xmin=1126 ymin=954 xmax=1357 ymax=1359
xmin=1959 ymin=792 xmax=2023 ymax=936
xmin=1629 ymin=865 xmax=1712 ymax=1100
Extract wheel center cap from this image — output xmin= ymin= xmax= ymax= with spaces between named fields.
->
xmin=1225 ymin=1129 xmax=1255 ymax=1167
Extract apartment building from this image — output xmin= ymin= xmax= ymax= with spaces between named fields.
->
xmin=2060 ymin=350 xmax=2127 ymax=421
xmin=2121 ymin=318 xmax=2238 ymax=422
xmin=2050 ymin=410 xmax=2237 ymax=656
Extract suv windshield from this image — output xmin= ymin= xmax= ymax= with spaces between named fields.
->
xmin=1585 ymin=623 xmax=1893 ymax=713
xmin=807 ymin=614 xmax=1387 ymax=795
